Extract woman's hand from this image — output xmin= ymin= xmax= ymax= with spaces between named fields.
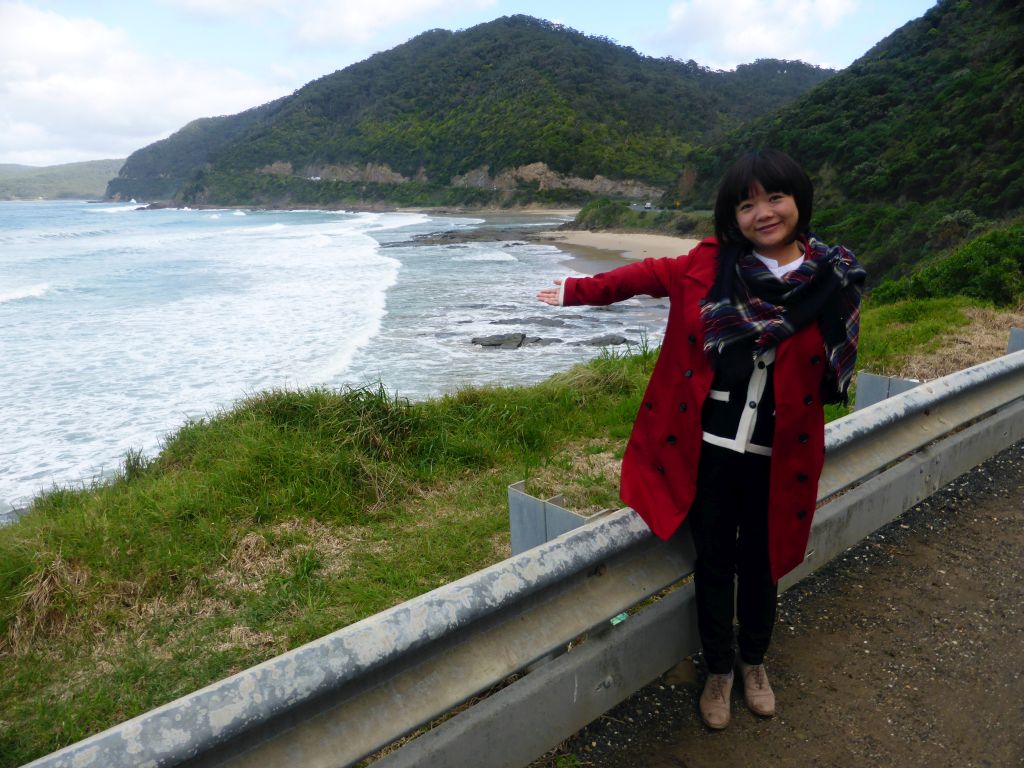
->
xmin=536 ymin=279 xmax=563 ymax=306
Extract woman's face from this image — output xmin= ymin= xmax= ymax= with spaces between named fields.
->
xmin=735 ymin=181 xmax=800 ymax=256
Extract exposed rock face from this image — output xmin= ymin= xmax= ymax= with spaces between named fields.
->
xmin=258 ymin=159 xmax=662 ymax=198
xmin=452 ymin=162 xmax=663 ymax=199
xmin=259 ymin=161 xmax=294 ymax=176
xmin=307 ymin=163 xmax=412 ymax=184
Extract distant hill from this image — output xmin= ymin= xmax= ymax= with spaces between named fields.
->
xmin=0 ymin=159 xmax=124 ymax=200
xmin=678 ymin=0 xmax=1024 ymax=279
xmin=107 ymin=15 xmax=832 ymax=206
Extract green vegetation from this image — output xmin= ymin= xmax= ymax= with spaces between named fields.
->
xmin=0 ymin=291 xmax=1004 ymax=765
xmin=573 ymin=198 xmax=714 ymax=237
xmin=109 ymin=16 xmax=831 ymax=204
xmin=857 ymin=295 xmax=978 ymax=374
xmin=0 ymin=159 xmax=123 ymax=200
xmin=870 ymin=221 xmax=1024 ymax=306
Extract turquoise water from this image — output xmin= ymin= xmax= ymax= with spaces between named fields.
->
xmin=1 ymin=201 xmax=665 ymax=516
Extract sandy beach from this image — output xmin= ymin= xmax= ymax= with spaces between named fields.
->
xmin=533 ymin=230 xmax=700 ymax=275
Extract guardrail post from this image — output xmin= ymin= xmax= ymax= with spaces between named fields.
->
xmin=853 ymin=371 xmax=920 ymax=410
xmin=1009 ymin=327 xmax=1024 ymax=354
xmin=508 ymin=481 xmax=587 ymax=555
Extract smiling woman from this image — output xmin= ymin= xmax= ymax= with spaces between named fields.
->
xmin=536 ymin=147 xmax=866 ymax=730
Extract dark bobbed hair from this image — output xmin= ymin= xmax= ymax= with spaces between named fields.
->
xmin=713 ymin=148 xmax=814 ymax=246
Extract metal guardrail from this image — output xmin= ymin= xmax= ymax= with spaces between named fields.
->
xmin=24 ymin=350 xmax=1024 ymax=768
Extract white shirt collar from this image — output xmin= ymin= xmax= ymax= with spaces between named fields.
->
xmin=753 ymin=251 xmax=804 ymax=279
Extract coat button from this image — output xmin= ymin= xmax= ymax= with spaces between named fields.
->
xmin=797 ymin=472 xmax=808 ymax=482
xmin=645 ymin=401 xmax=653 ymax=410
xmin=798 ymin=433 xmax=809 ymax=444
xmin=796 ymin=509 xmax=808 ymax=519
xmin=757 ymin=361 xmax=766 ymax=369
xmin=656 ymin=464 xmax=666 ymax=475
xmin=666 ymin=435 xmax=677 ymax=445
xmin=804 ymin=394 xmax=814 ymax=405
xmin=748 ymin=400 xmax=757 ymax=409
xmin=688 ymin=334 xmax=697 ymax=344
xmin=684 ymin=369 xmax=693 ymax=378
xmin=810 ymin=355 xmax=822 ymax=365
xmin=679 ymin=402 xmax=687 ymax=413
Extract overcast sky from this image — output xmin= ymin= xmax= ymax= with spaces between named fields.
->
xmin=0 ymin=0 xmax=937 ymax=166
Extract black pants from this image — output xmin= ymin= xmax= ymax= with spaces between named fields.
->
xmin=687 ymin=442 xmax=778 ymax=675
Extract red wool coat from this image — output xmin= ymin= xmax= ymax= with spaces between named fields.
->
xmin=563 ymin=238 xmax=828 ymax=582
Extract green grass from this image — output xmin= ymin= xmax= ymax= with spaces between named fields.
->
xmin=0 ymin=297 xmax=996 ymax=766
xmin=857 ymin=295 xmax=978 ymax=375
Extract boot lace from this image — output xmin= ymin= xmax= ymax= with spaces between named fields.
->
xmin=708 ymin=674 xmax=729 ymax=701
xmin=746 ymin=664 xmax=767 ymax=690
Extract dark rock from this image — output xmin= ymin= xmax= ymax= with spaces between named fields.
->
xmin=472 ymin=332 xmax=526 ymax=348
xmin=572 ymin=334 xmax=629 ymax=347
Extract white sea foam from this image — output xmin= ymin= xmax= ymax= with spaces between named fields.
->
xmin=0 ymin=283 xmax=50 ymax=303
xmin=92 ymin=205 xmax=141 ymax=214
xmin=0 ymin=202 xmax=664 ymax=515
xmin=451 ymin=250 xmax=518 ymax=262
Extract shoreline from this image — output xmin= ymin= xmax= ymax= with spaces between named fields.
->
xmin=531 ymin=230 xmax=699 ymax=274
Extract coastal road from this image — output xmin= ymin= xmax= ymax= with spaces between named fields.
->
xmin=546 ymin=440 xmax=1024 ymax=768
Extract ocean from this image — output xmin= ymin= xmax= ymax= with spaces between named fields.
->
xmin=1 ymin=201 xmax=667 ymax=519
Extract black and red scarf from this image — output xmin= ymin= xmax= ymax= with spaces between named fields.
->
xmin=700 ymin=236 xmax=867 ymax=404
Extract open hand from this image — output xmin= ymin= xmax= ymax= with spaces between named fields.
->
xmin=536 ymin=278 xmax=563 ymax=306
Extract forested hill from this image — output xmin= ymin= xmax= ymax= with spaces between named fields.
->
xmin=106 ymin=15 xmax=832 ymax=205
xmin=0 ymin=159 xmax=124 ymax=200
xmin=678 ymin=0 xmax=1024 ymax=278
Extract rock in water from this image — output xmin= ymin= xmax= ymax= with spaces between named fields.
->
xmin=472 ymin=332 xmax=527 ymax=348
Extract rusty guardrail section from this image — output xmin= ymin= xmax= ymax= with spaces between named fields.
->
xmin=25 ymin=350 xmax=1024 ymax=768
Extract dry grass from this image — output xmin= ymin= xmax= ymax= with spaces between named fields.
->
xmin=212 ymin=518 xmax=385 ymax=592
xmin=213 ymin=624 xmax=278 ymax=653
xmin=894 ymin=305 xmax=1024 ymax=380
xmin=2 ymin=554 xmax=88 ymax=654
xmin=527 ymin=439 xmax=622 ymax=515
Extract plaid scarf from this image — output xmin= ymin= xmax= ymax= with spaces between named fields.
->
xmin=700 ymin=236 xmax=866 ymax=404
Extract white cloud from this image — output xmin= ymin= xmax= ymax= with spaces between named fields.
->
xmin=294 ymin=0 xmax=496 ymax=44
xmin=0 ymin=2 xmax=288 ymax=165
xmin=663 ymin=0 xmax=859 ymax=69
xmin=165 ymin=0 xmax=496 ymax=44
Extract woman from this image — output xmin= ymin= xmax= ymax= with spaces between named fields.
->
xmin=537 ymin=149 xmax=865 ymax=729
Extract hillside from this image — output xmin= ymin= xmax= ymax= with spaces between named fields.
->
xmin=675 ymin=0 xmax=1024 ymax=279
xmin=107 ymin=15 xmax=832 ymax=206
xmin=0 ymin=159 xmax=124 ymax=200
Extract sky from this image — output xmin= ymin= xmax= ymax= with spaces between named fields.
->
xmin=0 ymin=0 xmax=937 ymax=167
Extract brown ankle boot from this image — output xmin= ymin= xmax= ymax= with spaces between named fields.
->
xmin=699 ymin=672 xmax=733 ymax=729
xmin=738 ymin=661 xmax=775 ymax=717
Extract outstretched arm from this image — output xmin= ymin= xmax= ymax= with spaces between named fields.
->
xmin=537 ymin=258 xmax=675 ymax=308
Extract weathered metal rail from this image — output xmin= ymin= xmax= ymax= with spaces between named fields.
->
xmin=24 ymin=350 xmax=1024 ymax=768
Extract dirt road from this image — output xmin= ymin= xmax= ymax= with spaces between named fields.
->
xmin=554 ymin=441 xmax=1024 ymax=768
